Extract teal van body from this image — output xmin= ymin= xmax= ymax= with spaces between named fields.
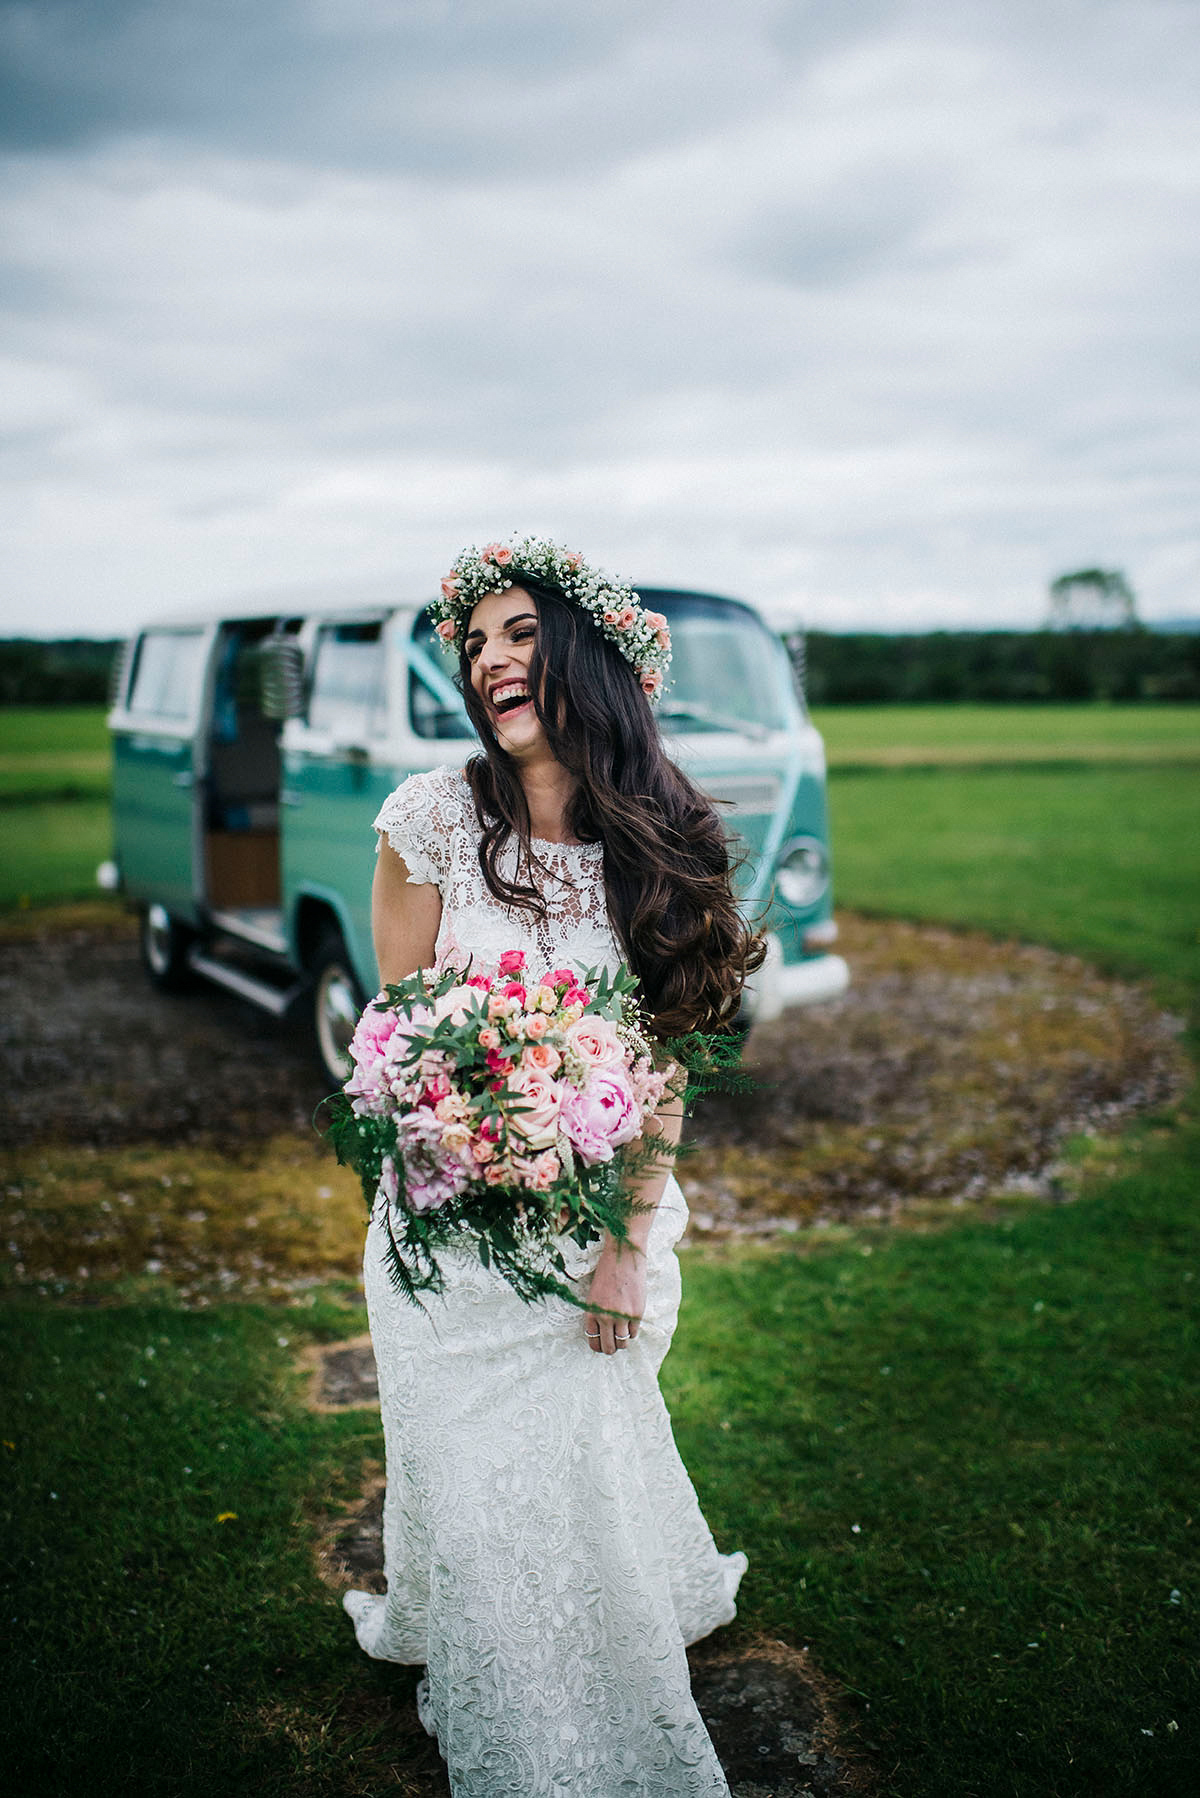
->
xmin=105 ymin=583 xmax=847 ymax=1082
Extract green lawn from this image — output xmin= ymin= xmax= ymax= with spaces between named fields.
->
xmin=2 ymin=701 xmax=1198 ymax=1795
xmin=812 ymin=701 xmax=1200 ymax=765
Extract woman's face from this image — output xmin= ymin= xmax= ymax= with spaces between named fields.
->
xmin=465 ymin=587 xmax=543 ymax=755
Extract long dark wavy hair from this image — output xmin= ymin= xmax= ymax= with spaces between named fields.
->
xmin=457 ymin=571 xmax=765 ymax=1036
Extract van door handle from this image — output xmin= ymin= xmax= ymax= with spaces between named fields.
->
xmin=172 ymin=771 xmax=194 ymax=789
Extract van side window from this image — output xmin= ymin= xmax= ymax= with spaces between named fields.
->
xmin=308 ymin=622 xmax=385 ymax=740
xmin=127 ymin=629 xmax=207 ymax=719
xmin=409 ymin=610 xmax=472 ymax=740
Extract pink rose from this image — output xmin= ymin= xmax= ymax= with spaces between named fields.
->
xmin=478 ymin=1026 xmax=501 ymax=1052
xmin=547 ymin=968 xmax=577 ymax=988
xmin=497 ymin=949 xmax=526 ymax=975
xmin=642 ymin=610 xmax=667 ymax=632
xmin=524 ymin=1013 xmax=549 ymax=1039
xmin=565 ymin=1017 xmax=624 ymax=1070
xmin=513 ymin=1147 xmax=560 ymax=1192
xmin=435 ymin=615 xmax=457 ymax=638
xmin=641 ymin=670 xmax=663 ymax=698
xmin=439 ymin=578 xmax=459 ymax=602
xmin=603 ymin=609 xmax=618 ymax=626
xmin=563 ymin=551 xmax=582 ymax=571
xmin=562 ymin=986 xmax=590 ymax=1009
xmin=502 ymin=981 xmax=527 ymax=1005
xmin=616 ymin=607 xmax=636 ymax=630
xmin=466 ymin=974 xmax=493 ymax=990
xmin=506 ymin=1068 xmax=564 ymax=1151
xmin=486 ymin=1048 xmax=515 ymax=1078
xmin=483 ymin=1160 xmax=509 ymax=1185
xmin=521 ymin=1041 xmax=561 ymax=1075
xmin=560 ymin=1070 xmax=640 ymax=1165
xmin=471 ymin=1137 xmax=496 ymax=1164
xmin=482 ymin=542 xmax=513 ymax=566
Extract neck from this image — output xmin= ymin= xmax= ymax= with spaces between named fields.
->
xmin=515 ymin=750 xmax=579 ymax=844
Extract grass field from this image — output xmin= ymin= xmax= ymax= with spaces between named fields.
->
xmin=811 ymin=701 xmax=1200 ymax=765
xmin=2 ymin=702 xmax=1198 ymax=1796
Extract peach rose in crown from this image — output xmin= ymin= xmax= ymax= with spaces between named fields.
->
xmin=435 ymin=617 xmax=457 ymax=640
xmin=482 ymin=543 xmax=513 ymax=566
xmin=642 ymin=610 xmax=668 ymax=633
xmin=506 ymin=1068 xmax=564 ymax=1151
xmin=439 ymin=578 xmax=459 ymax=602
xmin=616 ymin=607 xmax=637 ymax=630
xmin=641 ymin=671 xmax=663 ymax=698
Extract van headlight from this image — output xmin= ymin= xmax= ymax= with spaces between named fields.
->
xmin=774 ymin=836 xmax=829 ymax=909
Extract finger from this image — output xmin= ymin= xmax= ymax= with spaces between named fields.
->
xmin=583 ymin=1316 xmax=603 ymax=1353
xmin=599 ymin=1317 xmax=618 ymax=1356
xmin=626 ymin=1317 xmax=640 ymax=1342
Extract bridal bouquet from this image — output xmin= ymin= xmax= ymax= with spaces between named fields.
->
xmin=323 ymin=952 xmax=679 ymax=1306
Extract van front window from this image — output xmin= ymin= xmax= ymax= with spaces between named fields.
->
xmin=650 ymin=593 xmax=795 ymax=735
xmin=127 ymin=629 xmax=207 ymax=720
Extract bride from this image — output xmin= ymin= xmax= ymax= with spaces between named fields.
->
xmin=342 ymin=538 xmax=764 ymax=1796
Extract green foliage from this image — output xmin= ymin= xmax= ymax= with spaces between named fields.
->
xmin=0 ymin=639 xmax=121 ymax=705
xmin=798 ymin=628 xmax=1200 ymax=704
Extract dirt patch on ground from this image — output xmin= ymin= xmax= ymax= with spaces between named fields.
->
xmin=0 ymin=910 xmax=1188 ymax=1298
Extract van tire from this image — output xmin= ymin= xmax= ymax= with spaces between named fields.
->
xmin=311 ymin=927 xmax=364 ymax=1088
xmin=139 ymin=903 xmax=196 ymax=992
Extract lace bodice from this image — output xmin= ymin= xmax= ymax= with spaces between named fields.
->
xmin=373 ymin=764 xmax=625 ymax=978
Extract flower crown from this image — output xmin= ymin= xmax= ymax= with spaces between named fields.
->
xmin=431 ymin=535 xmax=671 ymax=701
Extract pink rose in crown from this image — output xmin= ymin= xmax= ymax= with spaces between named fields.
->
xmin=641 ymin=671 xmax=663 ymax=698
xmin=497 ymin=949 xmax=526 ymax=976
xmin=565 ymin=1016 xmax=624 ymax=1070
xmin=616 ymin=607 xmax=636 ymax=630
xmin=642 ymin=610 xmax=668 ymax=632
xmin=435 ymin=617 xmax=457 ymax=640
xmin=506 ymin=1068 xmax=564 ymax=1150
xmin=563 ymin=551 xmax=583 ymax=571
xmin=560 ymin=1069 xmax=640 ymax=1164
xmin=439 ymin=578 xmax=459 ymax=603
xmin=482 ymin=543 xmax=513 ymax=566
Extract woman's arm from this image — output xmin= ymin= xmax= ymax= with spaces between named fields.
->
xmin=584 ymin=1084 xmax=684 ymax=1356
xmin=371 ymin=840 xmax=442 ymax=984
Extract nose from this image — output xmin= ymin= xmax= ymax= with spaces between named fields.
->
xmin=478 ymin=636 xmax=511 ymax=676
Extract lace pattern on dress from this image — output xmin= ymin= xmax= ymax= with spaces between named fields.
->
xmin=373 ymin=765 xmax=624 ymax=977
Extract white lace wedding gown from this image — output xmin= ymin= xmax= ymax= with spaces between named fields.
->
xmin=343 ymin=765 xmax=745 ymax=1797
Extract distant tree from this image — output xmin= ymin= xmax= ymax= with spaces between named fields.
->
xmin=1047 ymin=567 xmax=1139 ymax=630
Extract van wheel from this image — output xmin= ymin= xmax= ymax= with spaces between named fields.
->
xmin=311 ymin=929 xmax=364 ymax=1087
xmin=140 ymin=903 xmax=195 ymax=992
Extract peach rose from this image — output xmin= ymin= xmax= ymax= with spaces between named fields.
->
xmin=524 ymin=1013 xmax=549 ymax=1039
xmin=435 ymin=616 xmax=457 ymax=640
xmin=565 ymin=1017 xmax=624 ymax=1070
xmin=642 ymin=610 xmax=667 ymax=631
xmin=439 ymin=578 xmax=459 ymax=602
xmin=603 ymin=609 xmax=618 ymax=625
xmin=471 ymin=1137 xmax=496 ymax=1164
xmin=506 ymin=1068 xmax=564 ymax=1151
xmin=521 ymin=1041 xmax=561 ymax=1076
xmin=483 ymin=1160 xmax=509 ymax=1185
xmin=478 ymin=1026 xmax=501 ymax=1052
xmin=616 ymin=607 xmax=636 ymax=630
xmin=641 ymin=670 xmax=663 ymax=697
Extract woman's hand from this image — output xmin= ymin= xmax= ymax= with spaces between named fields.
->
xmin=584 ymin=1235 xmax=647 ymax=1355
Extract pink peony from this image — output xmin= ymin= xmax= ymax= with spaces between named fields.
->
xmin=394 ymin=1110 xmax=470 ymax=1211
xmin=560 ymin=1070 xmax=640 ymax=1165
xmin=565 ymin=1016 xmax=624 ymax=1070
xmin=506 ymin=1068 xmax=564 ymax=1150
xmin=497 ymin=949 xmax=526 ymax=975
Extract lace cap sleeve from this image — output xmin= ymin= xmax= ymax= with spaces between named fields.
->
xmin=372 ymin=766 xmax=469 ymax=888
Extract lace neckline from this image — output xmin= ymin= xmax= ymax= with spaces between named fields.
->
xmin=451 ymin=772 xmax=601 ymax=858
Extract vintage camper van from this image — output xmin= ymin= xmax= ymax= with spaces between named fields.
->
xmin=103 ymin=582 xmax=847 ymax=1082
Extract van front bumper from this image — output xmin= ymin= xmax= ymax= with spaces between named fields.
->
xmin=742 ymin=931 xmax=850 ymax=1023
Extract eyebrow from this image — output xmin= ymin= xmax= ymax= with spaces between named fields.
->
xmin=463 ymin=611 xmax=537 ymax=643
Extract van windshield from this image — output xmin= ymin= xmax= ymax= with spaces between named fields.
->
xmin=647 ymin=591 xmax=796 ymax=735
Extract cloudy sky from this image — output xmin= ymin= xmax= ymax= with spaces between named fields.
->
xmin=1 ymin=0 xmax=1197 ymax=636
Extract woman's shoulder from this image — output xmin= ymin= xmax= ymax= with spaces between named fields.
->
xmin=373 ymin=763 xmax=475 ymax=878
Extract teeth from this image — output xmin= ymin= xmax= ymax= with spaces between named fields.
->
xmin=491 ymin=683 xmax=530 ymax=712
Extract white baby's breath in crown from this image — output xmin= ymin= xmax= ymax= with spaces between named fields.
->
xmin=432 ymin=535 xmax=671 ymax=702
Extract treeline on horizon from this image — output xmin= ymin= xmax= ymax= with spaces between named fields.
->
xmin=3 ymin=628 xmax=1200 ymax=707
xmin=794 ymin=626 xmax=1200 ymax=704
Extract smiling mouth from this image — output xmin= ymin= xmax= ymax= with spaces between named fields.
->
xmin=490 ymin=682 xmax=531 ymax=716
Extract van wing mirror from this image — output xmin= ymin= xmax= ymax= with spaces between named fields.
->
xmin=259 ymin=638 xmax=306 ymax=721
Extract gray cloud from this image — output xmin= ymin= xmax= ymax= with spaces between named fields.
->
xmin=0 ymin=0 xmax=1197 ymax=634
